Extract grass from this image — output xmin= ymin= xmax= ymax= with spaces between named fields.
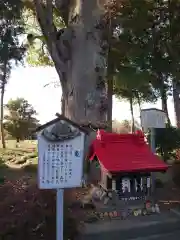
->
xmin=0 ymin=140 xmax=38 ymax=180
xmin=0 ymin=139 xmax=37 ymax=149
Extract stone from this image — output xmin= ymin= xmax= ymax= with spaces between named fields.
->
xmin=99 ymin=191 xmax=107 ymax=200
xmin=151 ymin=206 xmax=156 ymax=213
xmin=103 ymin=197 xmax=110 ymax=205
xmin=85 ymin=215 xmax=99 ymax=223
xmin=69 ymin=201 xmax=82 ymax=209
xmin=82 ymin=202 xmax=96 ymax=210
xmin=90 ymin=187 xmax=101 ymax=200
xmin=155 ymin=204 xmax=160 ymax=213
xmin=81 ymin=194 xmax=96 ymax=209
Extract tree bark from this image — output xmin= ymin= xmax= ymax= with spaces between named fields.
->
xmin=63 ymin=1 xmax=108 ymax=125
xmin=33 ymin=0 xmax=110 ymax=183
xmin=61 ymin=95 xmax=65 ymax=116
xmin=0 ymin=60 xmax=7 ymax=149
xmin=106 ymin=13 xmax=114 ymax=131
xmin=107 ymin=78 xmax=113 ymax=129
xmin=129 ymin=97 xmax=135 ymax=133
xmin=137 ymin=93 xmax=143 ymax=129
xmin=173 ymin=81 xmax=180 ymax=128
xmin=0 ymin=85 xmax=6 ymax=149
xmin=137 ymin=93 xmax=141 ymax=113
xmin=160 ymin=87 xmax=171 ymax=126
xmin=34 ymin=0 xmax=108 ymax=126
xmin=161 ymin=97 xmax=170 ymax=126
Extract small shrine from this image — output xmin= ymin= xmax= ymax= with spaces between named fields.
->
xmin=87 ymin=129 xmax=168 ymax=219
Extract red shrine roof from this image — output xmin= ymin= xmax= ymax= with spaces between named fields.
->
xmin=89 ymin=130 xmax=168 ymax=173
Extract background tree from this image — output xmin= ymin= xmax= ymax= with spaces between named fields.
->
xmin=113 ymin=67 xmax=158 ymax=131
xmin=112 ymin=119 xmax=141 ymax=133
xmin=155 ymin=127 xmax=180 ymax=162
xmin=3 ymin=98 xmax=39 ymax=143
xmin=164 ymin=0 xmax=180 ymax=127
xmin=108 ymin=0 xmax=180 ymax=128
xmin=0 ymin=0 xmax=25 ymax=149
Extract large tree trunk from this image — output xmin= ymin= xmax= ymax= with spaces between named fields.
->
xmin=34 ymin=0 xmax=108 ymax=124
xmin=129 ymin=97 xmax=135 ymax=133
xmin=172 ymin=81 xmax=180 ymax=161
xmin=160 ymin=84 xmax=171 ymax=126
xmin=0 ymin=85 xmax=6 ymax=149
xmin=34 ymin=0 xmax=109 ymax=172
xmin=137 ymin=94 xmax=143 ymax=130
xmin=61 ymin=95 xmax=65 ymax=115
xmin=62 ymin=1 xmax=108 ymax=125
xmin=0 ymin=61 xmax=7 ymax=149
xmin=173 ymin=81 xmax=180 ymax=128
xmin=106 ymin=14 xmax=113 ymax=131
xmin=161 ymin=95 xmax=170 ymax=126
xmin=107 ymin=78 xmax=113 ymax=129
xmin=137 ymin=93 xmax=141 ymax=113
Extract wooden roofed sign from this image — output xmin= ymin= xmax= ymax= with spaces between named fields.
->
xmin=36 ymin=113 xmax=90 ymax=240
xmin=36 ymin=113 xmax=88 ymax=189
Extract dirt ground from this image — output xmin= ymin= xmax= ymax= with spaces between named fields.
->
xmin=1 ymin=176 xmax=180 ymax=240
xmin=0 ymin=178 xmax=87 ymax=240
xmin=156 ymin=182 xmax=180 ymax=210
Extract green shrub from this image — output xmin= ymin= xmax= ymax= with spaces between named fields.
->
xmin=147 ymin=126 xmax=180 ymax=161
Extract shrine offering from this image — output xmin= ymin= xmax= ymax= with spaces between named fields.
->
xmin=94 ymin=200 xmax=161 ymax=221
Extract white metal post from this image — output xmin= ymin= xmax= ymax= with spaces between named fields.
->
xmin=57 ymin=189 xmax=64 ymax=240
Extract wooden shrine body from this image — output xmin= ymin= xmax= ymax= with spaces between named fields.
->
xmin=100 ymin=170 xmax=152 ymax=201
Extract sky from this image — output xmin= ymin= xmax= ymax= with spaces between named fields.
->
xmin=4 ymin=66 xmax=176 ymax=126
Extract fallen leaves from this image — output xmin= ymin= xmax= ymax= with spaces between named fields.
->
xmin=0 ymin=177 xmax=79 ymax=240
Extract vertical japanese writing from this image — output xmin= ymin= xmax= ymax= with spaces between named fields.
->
xmin=122 ymin=178 xmax=131 ymax=193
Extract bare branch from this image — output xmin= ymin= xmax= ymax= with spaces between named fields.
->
xmin=54 ymin=0 xmax=70 ymax=25
xmin=45 ymin=0 xmax=57 ymax=37
xmin=46 ymin=0 xmax=53 ymax=25
xmin=39 ymin=40 xmax=47 ymax=56
xmin=33 ymin=0 xmax=67 ymax=90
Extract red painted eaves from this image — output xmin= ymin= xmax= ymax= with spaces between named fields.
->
xmin=88 ymin=130 xmax=168 ymax=173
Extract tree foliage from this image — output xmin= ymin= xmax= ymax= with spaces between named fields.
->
xmin=0 ymin=0 xmax=26 ymax=148
xmin=112 ymin=119 xmax=141 ymax=133
xmin=146 ymin=126 xmax=180 ymax=162
xmin=0 ymin=0 xmax=25 ymax=69
xmin=24 ymin=10 xmax=54 ymax=66
xmin=110 ymin=0 xmax=180 ymax=125
xmin=155 ymin=127 xmax=180 ymax=161
xmin=23 ymin=2 xmax=64 ymax=67
xmin=110 ymin=1 xmax=160 ymax=104
xmin=3 ymin=98 xmax=39 ymax=142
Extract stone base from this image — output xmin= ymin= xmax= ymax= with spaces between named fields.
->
xmin=80 ymin=185 xmax=160 ymax=223
xmin=79 ymin=210 xmax=180 ymax=240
